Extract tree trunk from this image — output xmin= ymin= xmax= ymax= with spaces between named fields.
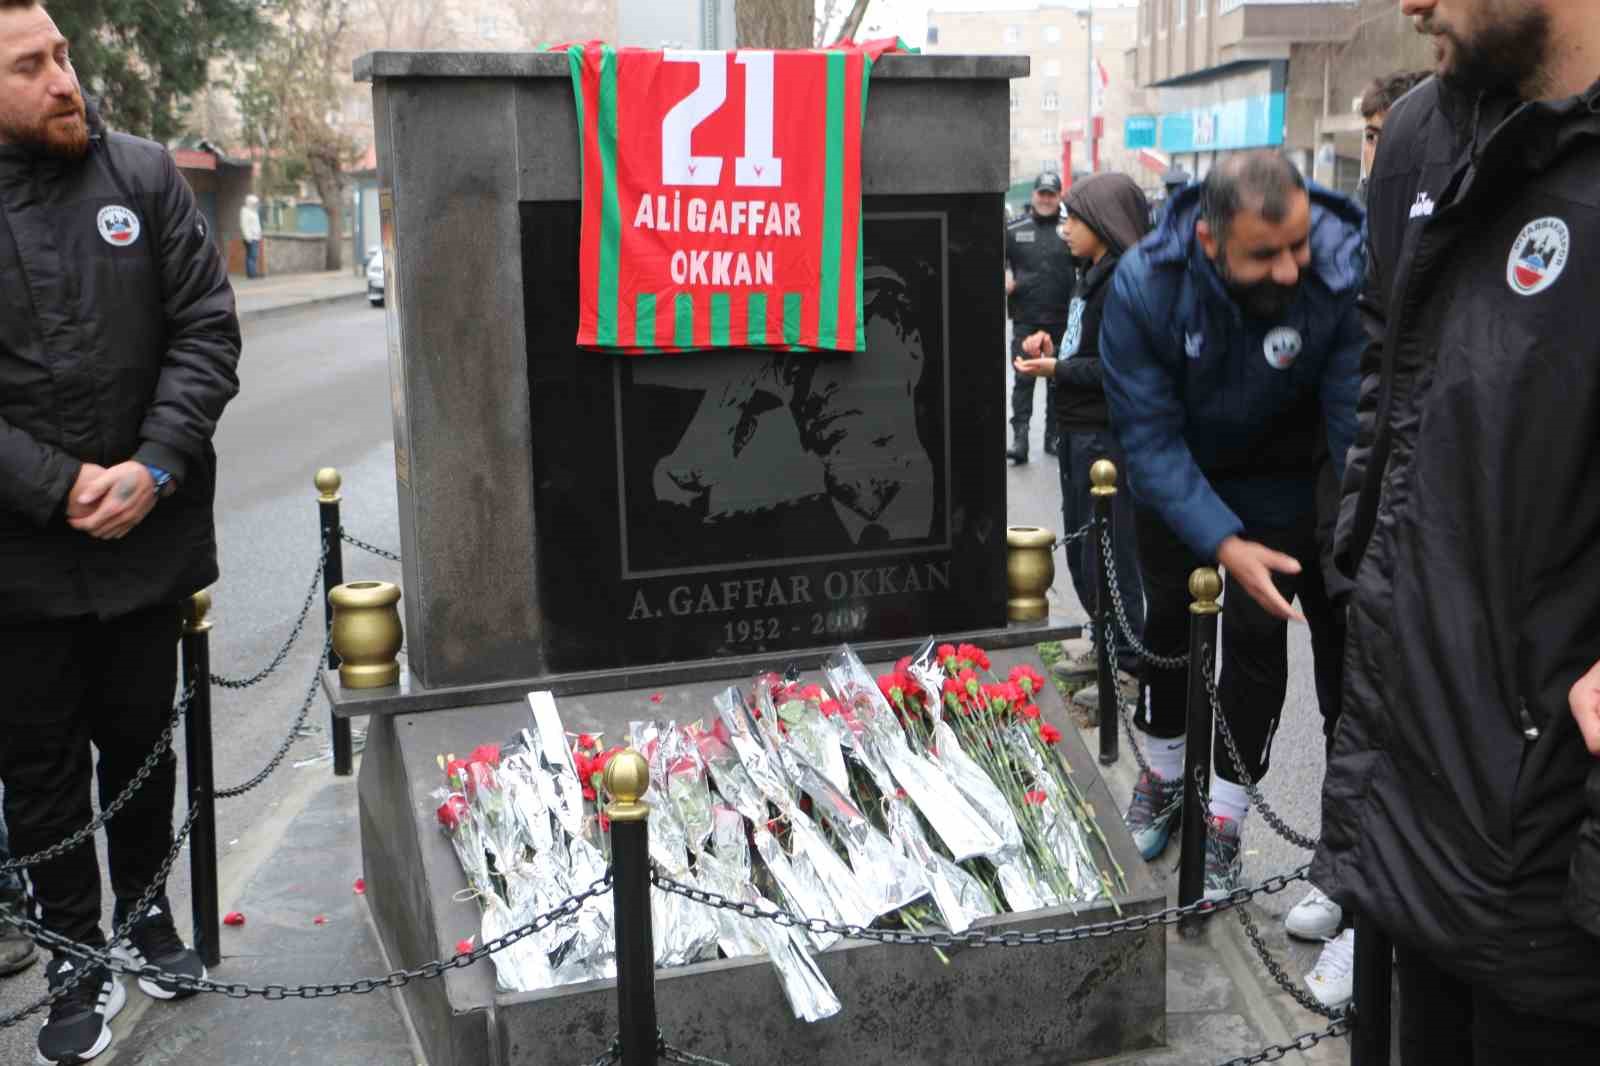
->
xmin=307 ymin=159 xmax=345 ymax=271
xmin=736 ymin=0 xmax=812 ymax=49
xmin=834 ymin=0 xmax=872 ymax=44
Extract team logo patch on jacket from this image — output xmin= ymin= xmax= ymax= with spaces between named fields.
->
xmin=1263 ymin=327 xmax=1302 ymax=370
xmin=1506 ymin=217 xmax=1569 ymax=296
xmin=96 ymin=204 xmax=141 ymax=247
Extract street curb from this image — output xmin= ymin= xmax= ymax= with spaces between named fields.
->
xmin=238 ymin=289 xmax=370 ymax=322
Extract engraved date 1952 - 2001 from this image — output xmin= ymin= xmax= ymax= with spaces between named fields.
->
xmin=724 ymin=606 xmax=869 ymax=647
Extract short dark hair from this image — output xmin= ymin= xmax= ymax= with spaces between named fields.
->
xmin=1199 ymin=150 xmax=1307 ymax=243
xmin=0 ymin=0 xmax=40 ymax=9
xmin=1360 ymin=71 xmax=1430 ymax=120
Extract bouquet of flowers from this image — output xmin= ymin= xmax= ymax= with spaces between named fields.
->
xmin=433 ymin=639 xmax=1123 ymax=1017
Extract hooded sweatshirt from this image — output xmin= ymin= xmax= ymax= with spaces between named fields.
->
xmin=1051 ymin=173 xmax=1153 ymax=433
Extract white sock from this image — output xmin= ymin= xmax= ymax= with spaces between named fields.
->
xmin=1147 ymin=737 xmax=1185 ymax=782
xmin=1209 ymin=777 xmax=1250 ymax=825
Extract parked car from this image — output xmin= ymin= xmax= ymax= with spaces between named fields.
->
xmin=366 ymin=246 xmax=385 ymax=306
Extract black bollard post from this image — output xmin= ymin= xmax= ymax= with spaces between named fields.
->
xmin=316 ymin=468 xmax=353 ymax=777
xmin=604 ymin=750 xmax=658 ymax=1066
xmin=180 ymin=591 xmax=221 ymax=968
xmin=1177 ymin=568 xmax=1221 ymax=934
xmin=1350 ymin=912 xmax=1394 ymax=1065
xmin=1091 ymin=460 xmax=1120 ymax=766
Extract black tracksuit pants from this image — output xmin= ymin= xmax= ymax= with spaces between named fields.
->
xmin=0 ymin=604 xmax=180 ymax=948
xmin=1131 ymin=509 xmax=1345 ymax=785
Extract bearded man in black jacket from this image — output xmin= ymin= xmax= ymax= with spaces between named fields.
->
xmin=0 ymin=2 xmax=241 ymax=1061
xmin=1316 ymin=1 xmax=1600 ymax=1060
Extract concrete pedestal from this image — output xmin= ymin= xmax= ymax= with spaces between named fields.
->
xmin=357 ymin=648 xmax=1166 ymax=1066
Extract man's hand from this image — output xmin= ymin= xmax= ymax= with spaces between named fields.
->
xmin=1021 ymin=331 xmax=1055 ymax=359
xmin=1005 ymin=269 xmax=1016 ymax=295
xmin=1013 ymin=355 xmax=1057 ymax=378
xmin=68 ymin=461 xmax=157 ymax=540
xmin=1570 ymin=659 xmax=1600 ymax=756
xmin=1217 ymin=535 xmax=1305 ymax=622
xmin=65 ymin=463 xmax=108 ymax=521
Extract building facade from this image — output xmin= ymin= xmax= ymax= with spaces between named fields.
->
xmin=1126 ymin=0 xmax=1432 ymax=194
xmin=925 ymin=2 xmax=1141 ymax=199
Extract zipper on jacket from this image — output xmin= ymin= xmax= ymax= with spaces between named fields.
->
xmin=1517 ymin=700 xmax=1541 ymax=742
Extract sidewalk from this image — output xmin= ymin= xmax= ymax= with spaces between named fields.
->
xmin=232 ymin=270 xmax=368 ymax=320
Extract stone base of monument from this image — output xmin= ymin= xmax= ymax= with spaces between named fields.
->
xmin=354 ymin=647 xmax=1165 ymax=1066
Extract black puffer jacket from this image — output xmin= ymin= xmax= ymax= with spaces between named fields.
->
xmin=1314 ymin=77 xmax=1600 ymax=1017
xmin=0 ymin=108 xmax=240 ymax=622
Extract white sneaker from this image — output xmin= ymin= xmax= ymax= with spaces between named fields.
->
xmin=1304 ymin=928 xmax=1355 ymax=1010
xmin=1284 ymin=885 xmax=1343 ymax=941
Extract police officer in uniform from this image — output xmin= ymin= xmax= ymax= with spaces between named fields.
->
xmin=1004 ymin=171 xmax=1075 ymax=463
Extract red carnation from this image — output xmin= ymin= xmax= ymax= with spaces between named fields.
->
xmin=443 ymin=757 xmax=471 ymax=789
xmin=577 ymin=733 xmax=598 ymax=751
xmin=1009 ymin=664 xmax=1046 ymax=697
xmin=469 ymin=744 xmax=501 ymax=768
xmin=1017 ymin=703 xmax=1041 ymax=721
xmin=800 ymin=684 xmax=824 ymax=701
xmin=436 ymin=794 xmax=469 ymax=832
xmin=1024 ymin=790 xmax=1048 ymax=806
xmin=1039 ymin=722 xmax=1063 ymax=745
xmin=958 ymin=643 xmax=991 ymax=671
xmin=895 ymin=656 xmax=913 ymax=674
xmin=819 ymin=698 xmax=842 ymax=717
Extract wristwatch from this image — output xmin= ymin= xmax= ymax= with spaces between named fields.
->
xmin=143 ymin=464 xmax=177 ymax=498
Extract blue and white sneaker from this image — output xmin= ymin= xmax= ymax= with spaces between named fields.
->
xmin=36 ymin=957 xmax=124 ymax=1064
xmin=1203 ymin=816 xmax=1243 ymax=901
xmin=1125 ymin=770 xmax=1183 ymax=860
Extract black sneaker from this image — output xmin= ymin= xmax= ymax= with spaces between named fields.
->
xmin=37 ymin=956 xmax=124 ymax=1064
xmin=109 ymin=899 xmax=205 ymax=1000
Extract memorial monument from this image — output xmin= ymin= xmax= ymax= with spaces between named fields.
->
xmin=341 ymin=47 xmax=1165 ymax=1066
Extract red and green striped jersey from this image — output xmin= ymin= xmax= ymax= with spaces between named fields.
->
xmin=564 ymin=41 xmax=905 ymax=354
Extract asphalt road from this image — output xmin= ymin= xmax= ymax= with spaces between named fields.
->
xmin=0 ymin=296 xmax=403 ymax=1063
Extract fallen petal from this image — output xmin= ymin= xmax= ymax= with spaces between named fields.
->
xmin=353 ymin=877 xmax=367 ymax=895
xmin=313 ymin=915 xmax=328 ymax=926
xmin=223 ymin=911 xmax=245 ymax=927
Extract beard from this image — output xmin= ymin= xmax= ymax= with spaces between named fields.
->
xmin=1417 ymin=5 xmax=1552 ymax=97
xmin=0 ymin=96 xmax=90 ymax=160
xmin=1216 ymin=251 xmax=1299 ymax=322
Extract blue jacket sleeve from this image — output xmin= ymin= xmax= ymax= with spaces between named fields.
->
xmin=1320 ymin=292 xmax=1362 ymax=487
xmin=1100 ymin=259 xmax=1244 ymax=560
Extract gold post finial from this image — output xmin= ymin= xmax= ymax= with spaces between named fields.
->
xmin=315 ymin=467 xmax=342 ymax=503
xmin=1189 ymin=568 xmax=1222 ymax=615
xmin=181 ymin=589 xmax=214 ymax=635
xmin=603 ymin=749 xmax=652 ymax=823
xmin=1089 ymin=459 xmax=1118 ymax=496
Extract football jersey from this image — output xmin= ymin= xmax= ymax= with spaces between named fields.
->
xmin=563 ymin=41 xmax=906 ymax=354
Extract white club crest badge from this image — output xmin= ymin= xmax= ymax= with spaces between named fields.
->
xmin=96 ymin=204 xmax=141 ymax=248
xmin=1263 ymin=327 xmax=1302 ymax=370
xmin=1506 ymin=217 xmax=1569 ymax=296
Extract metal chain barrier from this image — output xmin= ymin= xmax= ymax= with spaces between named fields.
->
xmin=340 ymin=527 xmax=400 ymax=563
xmin=1211 ymin=1018 xmax=1352 ymax=1066
xmin=216 ymin=632 xmax=335 ymax=800
xmin=1204 ymin=648 xmax=1321 ymax=853
xmin=1235 ymin=905 xmax=1348 ymax=1021
xmin=653 ymin=863 xmax=1308 ymax=946
xmin=661 ymin=1041 xmax=737 ymax=1066
xmin=1058 ymin=520 xmax=1093 ymax=548
xmin=0 ymin=684 xmax=193 ymax=874
xmin=5 ymin=872 xmax=611 ymax=1002
xmin=211 ymin=545 xmax=327 ymax=690
xmin=1101 ymin=609 xmax=1153 ymax=778
xmin=1 ymin=806 xmax=200 ymax=1029
xmin=1101 ymin=524 xmax=1188 ymax=671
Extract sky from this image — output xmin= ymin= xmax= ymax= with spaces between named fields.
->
xmin=839 ymin=0 xmax=1139 ymax=49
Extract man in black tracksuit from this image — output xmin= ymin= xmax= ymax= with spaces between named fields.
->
xmin=1315 ymin=2 xmax=1600 ymax=1059
xmin=1003 ymin=171 xmax=1075 ymax=463
xmin=0 ymin=3 xmax=241 ymax=1061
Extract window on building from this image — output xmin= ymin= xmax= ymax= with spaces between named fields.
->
xmin=1004 ymin=24 xmax=1021 ymax=45
xmin=926 ymin=25 xmax=939 ymax=45
xmin=1011 ymin=127 xmax=1025 ymax=145
xmin=1093 ymin=25 xmax=1105 ymax=43
xmin=1045 ymin=25 xmax=1061 ymax=45
xmin=1010 ymin=90 xmax=1022 ymax=112
xmin=478 ymin=14 xmax=498 ymax=39
xmin=1197 ymin=0 xmax=1208 ymax=19
xmin=1044 ymin=59 xmax=1061 ymax=78
xmin=1178 ymin=0 xmax=1186 ymax=26
xmin=1040 ymin=127 xmax=1057 ymax=145
xmin=1042 ymin=92 xmax=1059 ymax=112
